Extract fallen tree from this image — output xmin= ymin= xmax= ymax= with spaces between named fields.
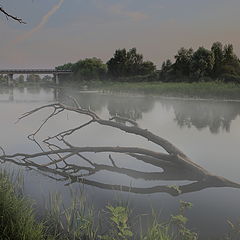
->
xmin=1 ymin=98 xmax=240 ymax=196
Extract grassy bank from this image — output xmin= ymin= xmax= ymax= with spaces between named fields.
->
xmin=2 ymin=80 xmax=240 ymax=100
xmin=0 ymin=170 xmax=196 ymax=240
xmin=56 ymin=80 xmax=240 ymax=100
xmin=1 ymin=170 xmax=240 ymax=240
xmin=96 ymin=81 xmax=240 ymax=100
xmin=0 ymin=171 xmax=49 ymax=240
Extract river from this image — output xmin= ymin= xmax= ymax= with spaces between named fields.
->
xmin=1 ymin=86 xmax=240 ymax=239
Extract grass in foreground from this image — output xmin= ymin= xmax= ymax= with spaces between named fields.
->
xmin=0 ymin=171 xmax=48 ymax=240
xmin=1 ymin=170 xmax=240 ymax=240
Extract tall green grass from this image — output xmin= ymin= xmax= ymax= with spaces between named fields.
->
xmin=0 ymin=170 xmax=47 ymax=240
xmin=44 ymin=189 xmax=97 ymax=240
xmin=98 ymin=81 xmax=240 ymax=100
xmin=1 ymin=169 xmax=240 ymax=240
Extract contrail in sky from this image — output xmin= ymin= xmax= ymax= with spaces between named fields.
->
xmin=12 ymin=0 xmax=64 ymax=45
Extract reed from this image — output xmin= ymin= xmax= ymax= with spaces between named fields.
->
xmin=0 ymin=170 xmax=47 ymax=240
xmin=1 ymin=169 xmax=239 ymax=240
xmin=98 ymin=81 xmax=240 ymax=100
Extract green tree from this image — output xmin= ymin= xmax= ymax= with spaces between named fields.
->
xmin=26 ymin=74 xmax=41 ymax=83
xmin=107 ymin=48 xmax=156 ymax=79
xmin=17 ymin=75 xmax=25 ymax=83
xmin=125 ymin=48 xmax=144 ymax=76
xmin=42 ymin=75 xmax=52 ymax=82
xmin=160 ymin=59 xmax=173 ymax=81
xmin=0 ymin=74 xmax=8 ymax=84
xmin=107 ymin=49 xmax=128 ymax=77
xmin=212 ymin=44 xmax=240 ymax=83
xmin=56 ymin=62 xmax=74 ymax=71
xmin=73 ymin=58 xmax=107 ymax=81
xmin=220 ymin=44 xmax=240 ymax=77
xmin=174 ymin=47 xmax=193 ymax=77
xmin=211 ymin=42 xmax=224 ymax=76
xmin=139 ymin=61 xmax=156 ymax=75
xmin=190 ymin=47 xmax=215 ymax=79
xmin=223 ymin=44 xmax=238 ymax=65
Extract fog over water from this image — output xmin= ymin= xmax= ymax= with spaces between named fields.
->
xmin=1 ymin=86 xmax=240 ymax=239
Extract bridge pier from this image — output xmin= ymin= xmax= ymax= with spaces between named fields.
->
xmin=7 ymin=74 xmax=14 ymax=87
xmin=53 ymin=88 xmax=59 ymax=101
xmin=53 ymin=73 xmax=59 ymax=85
xmin=9 ymin=87 xmax=14 ymax=101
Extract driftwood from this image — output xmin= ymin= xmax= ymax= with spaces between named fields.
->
xmin=0 ymin=99 xmax=240 ymax=196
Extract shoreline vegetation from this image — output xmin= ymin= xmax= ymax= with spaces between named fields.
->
xmin=70 ymin=81 xmax=240 ymax=100
xmin=1 ymin=170 xmax=240 ymax=240
xmin=1 ymin=41 xmax=240 ymax=100
xmin=55 ymin=41 xmax=240 ymax=84
xmin=55 ymin=41 xmax=240 ymax=101
xmin=0 ymin=171 xmax=48 ymax=240
xmin=1 ymin=81 xmax=240 ymax=101
xmin=1 ymin=42 xmax=240 ymax=91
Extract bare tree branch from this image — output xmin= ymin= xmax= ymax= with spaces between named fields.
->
xmin=0 ymin=6 xmax=26 ymax=24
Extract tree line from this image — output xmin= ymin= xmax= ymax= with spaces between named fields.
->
xmin=161 ymin=42 xmax=240 ymax=82
xmin=56 ymin=48 xmax=157 ymax=82
xmin=0 ymin=74 xmax=52 ymax=84
xmin=56 ymin=42 xmax=240 ymax=83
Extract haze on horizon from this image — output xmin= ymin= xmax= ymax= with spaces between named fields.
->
xmin=0 ymin=0 xmax=239 ymax=69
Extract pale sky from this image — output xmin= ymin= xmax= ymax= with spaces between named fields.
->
xmin=0 ymin=0 xmax=240 ymax=69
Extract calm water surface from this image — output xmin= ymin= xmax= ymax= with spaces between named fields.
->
xmin=1 ymin=86 xmax=240 ymax=239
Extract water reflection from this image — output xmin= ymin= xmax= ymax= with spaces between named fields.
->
xmin=2 ymin=150 xmax=240 ymax=197
xmin=1 ymin=95 xmax=240 ymax=197
xmin=1 ymin=86 xmax=240 ymax=239
xmin=1 ymin=87 xmax=240 ymax=134
xmin=0 ymin=86 xmax=55 ymax=102
xmin=0 ymin=87 xmax=14 ymax=101
xmin=58 ymin=88 xmax=240 ymax=133
xmin=26 ymin=87 xmax=41 ymax=95
xmin=160 ymin=99 xmax=240 ymax=134
xmin=107 ymin=96 xmax=154 ymax=121
xmin=58 ymin=88 xmax=154 ymax=121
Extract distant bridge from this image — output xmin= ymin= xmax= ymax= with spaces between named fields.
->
xmin=0 ymin=69 xmax=73 ymax=85
xmin=0 ymin=69 xmax=72 ymax=74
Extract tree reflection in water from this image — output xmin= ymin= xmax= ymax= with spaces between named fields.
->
xmin=160 ymin=99 xmax=240 ymax=134
xmin=1 ymin=98 xmax=240 ymax=197
xmin=58 ymin=88 xmax=240 ymax=134
xmin=58 ymin=88 xmax=154 ymax=121
xmin=2 ymin=87 xmax=240 ymax=135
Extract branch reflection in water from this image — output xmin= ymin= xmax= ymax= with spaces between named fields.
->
xmin=1 ymin=97 xmax=240 ymax=197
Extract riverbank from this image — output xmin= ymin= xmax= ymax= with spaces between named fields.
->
xmin=1 ymin=81 xmax=240 ymax=100
xmin=0 ymin=171 xmax=48 ymax=240
xmin=0 ymin=171 xmax=197 ymax=240
xmin=1 ymin=170 xmax=239 ymax=240
xmin=54 ymin=81 xmax=240 ymax=100
xmin=90 ymin=81 xmax=240 ymax=100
